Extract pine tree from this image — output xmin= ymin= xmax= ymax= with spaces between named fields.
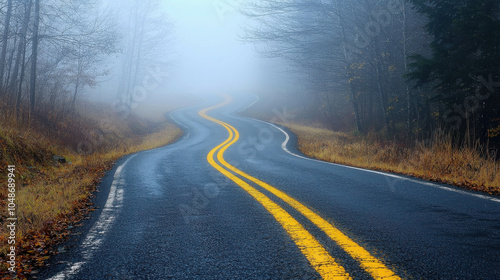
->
xmin=408 ymin=0 xmax=500 ymax=141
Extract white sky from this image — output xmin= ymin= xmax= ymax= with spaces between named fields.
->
xmin=91 ymin=0 xmax=297 ymax=117
xmin=160 ymin=0 xmax=262 ymax=95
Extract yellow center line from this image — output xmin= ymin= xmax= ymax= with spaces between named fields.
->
xmin=200 ymin=95 xmax=402 ymax=279
xmin=216 ymin=127 xmax=401 ymax=280
xmin=200 ymin=97 xmax=351 ymax=280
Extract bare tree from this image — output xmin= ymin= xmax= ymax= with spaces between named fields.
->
xmin=242 ymin=0 xmax=430 ymax=135
xmin=29 ymin=0 xmax=40 ymax=115
xmin=13 ymin=0 xmax=33 ymax=119
xmin=115 ymin=0 xmax=173 ymax=112
xmin=0 ymin=0 xmax=121 ymax=122
xmin=0 ymin=0 xmax=13 ymax=93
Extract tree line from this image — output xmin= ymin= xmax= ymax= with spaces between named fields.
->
xmin=243 ymin=0 xmax=500 ymax=148
xmin=0 ymin=0 xmax=171 ymax=123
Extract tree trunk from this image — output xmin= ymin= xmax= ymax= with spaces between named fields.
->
xmin=402 ymin=0 xmax=413 ymax=138
xmin=131 ymin=15 xmax=145 ymax=98
xmin=374 ymin=61 xmax=390 ymax=130
xmin=0 ymin=0 xmax=14 ymax=93
xmin=373 ymin=39 xmax=392 ymax=133
xmin=10 ymin=1 xmax=33 ymax=96
xmin=125 ymin=0 xmax=140 ymax=100
xmin=71 ymin=71 xmax=80 ymax=113
xmin=16 ymin=46 xmax=27 ymax=121
xmin=5 ymin=34 xmax=17 ymax=94
xmin=336 ymin=2 xmax=362 ymax=132
xmin=349 ymin=82 xmax=363 ymax=132
xmin=29 ymin=0 xmax=40 ymax=116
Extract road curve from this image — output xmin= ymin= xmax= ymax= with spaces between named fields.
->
xmin=40 ymin=93 xmax=500 ymax=279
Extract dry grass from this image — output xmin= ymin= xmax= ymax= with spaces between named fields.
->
xmin=0 ymin=108 xmax=182 ymax=277
xmin=2 ymin=123 xmax=181 ymax=239
xmin=285 ymin=123 xmax=500 ymax=195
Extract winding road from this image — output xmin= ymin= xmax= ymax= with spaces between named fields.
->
xmin=41 ymin=94 xmax=500 ymax=279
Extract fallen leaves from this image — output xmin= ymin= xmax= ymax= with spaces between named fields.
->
xmin=0 ymin=193 xmax=98 ymax=279
xmin=0 ymin=119 xmax=180 ymax=279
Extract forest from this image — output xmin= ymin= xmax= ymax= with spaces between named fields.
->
xmin=1 ymin=1 xmax=499 ymax=277
xmin=1 ymin=0 xmax=499 ymax=149
xmin=242 ymin=0 xmax=500 ymax=152
xmin=0 ymin=0 xmax=171 ymax=124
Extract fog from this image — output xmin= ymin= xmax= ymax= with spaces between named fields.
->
xmin=162 ymin=1 xmax=260 ymax=94
xmin=84 ymin=0 xmax=298 ymax=119
xmin=3 ymin=0 xmax=493 ymax=141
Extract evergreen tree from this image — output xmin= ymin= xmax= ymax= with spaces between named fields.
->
xmin=408 ymin=0 xmax=500 ymax=141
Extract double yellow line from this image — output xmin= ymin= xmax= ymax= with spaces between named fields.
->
xmin=199 ymin=96 xmax=401 ymax=280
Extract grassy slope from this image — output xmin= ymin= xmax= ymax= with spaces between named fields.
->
xmin=284 ymin=123 xmax=500 ymax=195
xmin=0 ymin=106 xmax=182 ymax=278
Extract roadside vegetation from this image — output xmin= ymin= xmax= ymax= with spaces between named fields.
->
xmin=243 ymin=0 xmax=500 ymax=193
xmin=242 ymin=0 xmax=500 ymax=197
xmin=244 ymin=97 xmax=500 ymax=196
xmin=283 ymin=122 xmax=499 ymax=195
xmin=0 ymin=0 xmax=181 ymax=277
xmin=0 ymin=103 xmax=182 ymax=278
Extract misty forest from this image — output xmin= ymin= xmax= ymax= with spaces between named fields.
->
xmin=0 ymin=0 xmax=499 ymax=148
xmin=242 ymin=0 xmax=500 ymax=146
xmin=1 ymin=0 xmax=500 ymax=278
xmin=0 ymin=0 xmax=172 ymax=119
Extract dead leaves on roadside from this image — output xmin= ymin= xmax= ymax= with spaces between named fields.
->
xmin=0 ymin=166 xmax=105 ymax=279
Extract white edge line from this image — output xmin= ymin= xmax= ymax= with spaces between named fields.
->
xmin=169 ymin=94 xmax=259 ymax=143
xmin=168 ymin=110 xmax=191 ymax=140
xmin=237 ymin=94 xmax=260 ymax=113
xmin=249 ymin=118 xmax=499 ymax=203
xmin=48 ymin=154 xmax=138 ymax=280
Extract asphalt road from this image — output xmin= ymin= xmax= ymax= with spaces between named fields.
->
xmin=41 ymin=94 xmax=500 ymax=279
